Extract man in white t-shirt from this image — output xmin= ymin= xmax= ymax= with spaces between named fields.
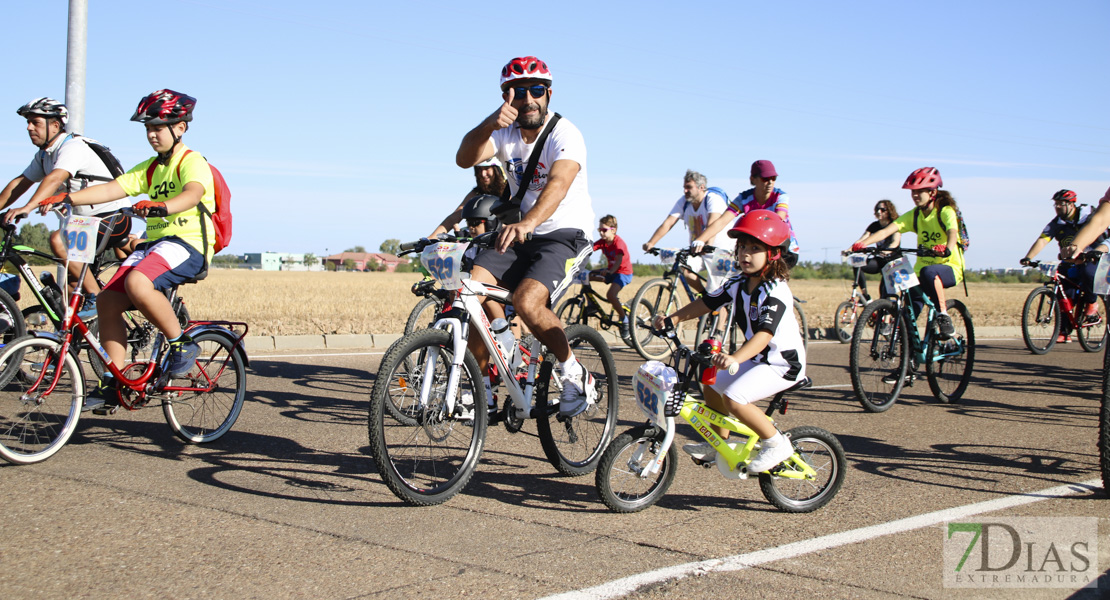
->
xmin=456 ymin=56 xmax=597 ymax=419
xmin=0 ymin=98 xmax=132 ymax=311
xmin=643 ymin=169 xmax=734 ymax=295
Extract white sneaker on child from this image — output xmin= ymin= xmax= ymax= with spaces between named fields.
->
xmin=747 ymin=433 xmax=794 ymax=473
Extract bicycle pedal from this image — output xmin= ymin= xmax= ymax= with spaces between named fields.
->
xmin=91 ymin=404 xmax=119 ymax=416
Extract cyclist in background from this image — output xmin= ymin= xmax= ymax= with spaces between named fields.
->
xmin=849 ymin=199 xmax=902 ymax=301
xmin=1021 ymin=189 xmax=1108 ymax=343
xmin=38 ymin=89 xmax=214 ymax=412
xmin=0 ymin=98 xmax=132 ymax=314
xmin=695 ymin=160 xmax=800 ymax=261
xmin=852 ymin=167 xmax=964 ymax=338
xmin=591 ymin=214 xmax=633 ymax=342
xmin=455 ymin=56 xmax=596 ymax=418
xmin=429 ymin=157 xmax=507 ymax=238
xmin=642 ymin=170 xmax=732 ymax=296
xmin=1062 ymin=185 xmax=1110 ymax=263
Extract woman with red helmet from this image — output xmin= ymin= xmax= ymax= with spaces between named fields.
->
xmin=852 ymin=167 xmax=966 ymax=340
xmin=37 ymin=88 xmax=213 ymax=413
xmin=1020 ymin=189 xmax=1107 ymax=342
xmin=653 ymin=210 xmax=806 ymax=474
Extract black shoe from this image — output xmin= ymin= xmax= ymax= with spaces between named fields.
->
xmin=934 ymin=313 xmax=955 ymax=338
xmin=84 ymin=378 xmax=120 ymax=414
xmin=881 ymin=370 xmax=916 ymax=385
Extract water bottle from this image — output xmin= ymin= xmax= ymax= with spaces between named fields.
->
xmin=40 ymin=271 xmax=65 ymax=315
xmin=699 ymin=338 xmax=722 ymax=385
xmin=491 ymin=318 xmax=518 ymax=367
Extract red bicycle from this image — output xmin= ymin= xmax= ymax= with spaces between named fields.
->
xmin=1020 ymin=257 xmax=1107 ymax=354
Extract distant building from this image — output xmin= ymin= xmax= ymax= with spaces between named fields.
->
xmin=243 ymin=252 xmax=321 ymax=271
xmin=323 ymin=252 xmax=408 ymax=272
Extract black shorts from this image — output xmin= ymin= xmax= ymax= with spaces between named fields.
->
xmin=473 ymin=228 xmax=591 ymax=302
xmin=94 ymin=211 xmax=132 ymax=251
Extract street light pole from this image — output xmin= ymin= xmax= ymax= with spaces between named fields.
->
xmin=65 ymin=0 xmax=88 ymax=135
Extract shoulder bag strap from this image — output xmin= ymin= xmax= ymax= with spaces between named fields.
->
xmin=508 ymin=112 xmax=562 ymax=209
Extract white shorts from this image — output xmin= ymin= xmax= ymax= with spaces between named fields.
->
xmin=708 ymin=359 xmax=800 ymax=406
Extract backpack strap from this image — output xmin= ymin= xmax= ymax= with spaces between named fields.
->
xmin=492 ymin=113 xmax=562 ymax=222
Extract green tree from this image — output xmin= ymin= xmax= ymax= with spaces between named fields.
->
xmin=344 ymin=245 xmax=366 ymax=253
xmin=304 ymin=253 xmax=318 ymax=268
xmin=342 ymin=259 xmax=356 ymax=271
xmin=15 ymin=223 xmax=52 ymax=265
xmin=379 ymin=239 xmax=402 ymax=256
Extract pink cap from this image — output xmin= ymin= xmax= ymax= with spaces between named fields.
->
xmin=751 ymin=160 xmax=778 ymax=178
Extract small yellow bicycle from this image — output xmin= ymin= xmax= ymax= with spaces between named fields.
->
xmin=595 ymin=325 xmax=845 ymax=513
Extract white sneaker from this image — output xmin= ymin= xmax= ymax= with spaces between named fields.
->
xmin=747 ymin=434 xmax=794 ymax=473
xmin=682 ymin=441 xmax=717 ymax=462
xmin=456 ymin=390 xmax=475 ymax=421
xmin=559 ymin=360 xmax=594 ymax=418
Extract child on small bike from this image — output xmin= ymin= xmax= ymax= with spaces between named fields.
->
xmin=852 ymin=167 xmax=964 ymax=338
xmin=590 ymin=214 xmax=633 ymax=342
xmin=38 ymin=89 xmax=214 ymax=412
xmin=654 ymin=209 xmax=806 ymax=473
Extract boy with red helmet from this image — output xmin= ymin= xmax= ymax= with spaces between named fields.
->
xmin=654 ymin=210 xmax=806 ymax=473
xmin=38 ymin=89 xmax=214 ymax=413
xmin=1020 ymin=190 xmax=1108 ymax=342
xmin=852 ymin=167 xmax=965 ymax=339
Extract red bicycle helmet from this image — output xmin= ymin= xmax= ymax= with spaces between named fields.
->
xmin=902 ymin=167 xmax=942 ymax=190
xmin=130 ymin=89 xmax=196 ymax=124
xmin=1052 ymin=189 xmax=1077 ymax=203
xmin=727 ymin=209 xmax=791 ymax=248
xmin=500 ymin=56 xmax=552 ymax=90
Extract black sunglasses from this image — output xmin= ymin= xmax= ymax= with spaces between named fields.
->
xmin=509 ymin=85 xmax=548 ymax=100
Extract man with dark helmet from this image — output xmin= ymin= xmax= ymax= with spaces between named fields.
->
xmin=0 ymin=97 xmax=132 ymax=311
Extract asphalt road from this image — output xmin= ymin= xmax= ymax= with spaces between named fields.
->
xmin=1 ymin=337 xmax=1107 ymax=599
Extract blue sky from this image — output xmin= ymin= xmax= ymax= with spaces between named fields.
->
xmin=1 ymin=0 xmax=1108 ymax=269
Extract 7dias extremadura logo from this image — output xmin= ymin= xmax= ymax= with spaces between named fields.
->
xmin=943 ymin=517 xmax=1098 ymax=588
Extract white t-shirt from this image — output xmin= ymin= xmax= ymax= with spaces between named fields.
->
xmin=668 ymin=189 xmax=733 ymax=249
xmin=491 ymin=114 xmax=594 ymax=236
xmin=22 ymin=134 xmax=131 ymax=216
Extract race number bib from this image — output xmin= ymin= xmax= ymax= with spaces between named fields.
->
xmin=63 ymin=215 xmax=101 ymax=264
xmin=421 ymin=242 xmax=469 ymax=290
xmin=845 ymin=253 xmax=868 ymax=268
xmin=1038 ymin=262 xmax=1059 ymax=279
xmin=707 ymin=248 xmax=735 ymax=279
xmin=571 ymin=268 xmax=590 ymax=285
xmin=881 ymin=256 xmax=919 ymax=292
xmin=658 ymin=248 xmax=677 ymax=266
xmin=1094 ymin=254 xmax=1110 ymax=296
xmin=633 ymin=361 xmax=678 ymax=427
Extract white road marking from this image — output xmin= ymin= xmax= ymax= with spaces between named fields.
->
xmin=541 ymin=478 xmax=1102 ymax=600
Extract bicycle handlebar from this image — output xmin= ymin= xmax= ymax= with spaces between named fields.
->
xmin=1022 ymin=250 xmax=1103 ymax=268
xmin=849 ymin=245 xmax=949 ymax=259
xmin=399 ymin=230 xmax=533 ymax=256
xmin=649 ymin=324 xmax=739 ymax=375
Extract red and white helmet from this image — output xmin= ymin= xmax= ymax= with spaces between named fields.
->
xmin=902 ymin=167 xmax=942 ymax=190
xmin=728 ymin=209 xmax=791 ymax=248
xmin=500 ymin=56 xmax=552 ymax=90
xmin=130 ymin=89 xmax=196 ymax=125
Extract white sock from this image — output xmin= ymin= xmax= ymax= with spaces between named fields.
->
xmin=484 ymin=376 xmax=494 ymax=406
xmin=559 ymin=353 xmax=581 ymax=378
xmin=762 ymin=432 xmax=786 ymax=447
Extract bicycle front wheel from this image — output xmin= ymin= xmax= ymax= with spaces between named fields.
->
xmin=0 ymin=336 xmax=84 ymax=464
xmin=926 ymin=300 xmax=975 ymax=404
xmin=630 ymin=278 xmax=692 ymax=361
xmin=849 ymin=300 xmax=909 ymax=413
xmin=368 ymin=329 xmax=487 ymax=505
xmin=833 ymin=300 xmax=861 ymax=344
xmin=759 ymin=426 xmax=846 ymax=513
xmin=595 ymin=425 xmax=676 ymax=513
xmin=162 ymin=330 xmax=247 ymax=443
xmin=537 ymin=324 xmax=619 ymax=476
xmin=1077 ymin=298 xmax=1108 ymax=352
xmin=404 ymin=297 xmax=443 ymax=336
xmin=555 ymin=296 xmax=585 ymax=326
xmin=1021 ymin=286 xmax=1059 ymax=355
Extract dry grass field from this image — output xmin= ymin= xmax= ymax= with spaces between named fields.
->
xmin=157 ymin=270 xmax=1036 ymax=337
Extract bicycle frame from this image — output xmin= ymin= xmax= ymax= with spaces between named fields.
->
xmin=1037 ymin=267 xmax=1092 ymax=332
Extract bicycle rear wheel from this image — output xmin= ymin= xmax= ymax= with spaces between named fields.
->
xmin=0 ymin=288 xmax=27 ymax=388
xmin=1020 ymin=286 xmax=1059 ymax=354
xmin=849 ymin=300 xmax=909 ymax=413
xmin=630 ymin=278 xmax=693 ymax=361
xmin=537 ymin=324 xmax=619 ymax=476
xmin=926 ymin=300 xmax=975 ymax=404
xmin=0 ymin=336 xmax=84 ymax=464
xmin=834 ymin=300 xmax=861 ymax=344
xmin=162 ymin=330 xmax=247 ymax=443
xmin=555 ymin=295 xmax=586 ymax=326
xmin=794 ymin=297 xmax=809 ymax=352
xmin=404 ymin=297 xmax=443 ymax=336
xmin=759 ymin=426 xmax=846 ymax=513
xmin=368 ymin=329 xmax=486 ymax=505
xmin=1077 ymin=298 xmax=1107 ymax=352
xmin=595 ymin=425 xmax=677 ymax=513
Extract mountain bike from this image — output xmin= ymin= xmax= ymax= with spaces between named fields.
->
xmin=833 ymin=252 xmax=877 ymax=343
xmin=595 ymin=324 xmax=845 ymax=513
xmin=848 ymin=246 xmax=975 ymax=412
xmin=0 ymin=206 xmax=248 ymax=465
xmin=368 ymin=232 xmax=619 ymax=506
xmin=1020 ymin=257 xmax=1106 ymax=354
xmin=555 ymin=266 xmax=650 ymax=346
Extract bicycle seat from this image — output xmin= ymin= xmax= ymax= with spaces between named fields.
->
xmin=783 ymin=377 xmax=812 ymax=394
